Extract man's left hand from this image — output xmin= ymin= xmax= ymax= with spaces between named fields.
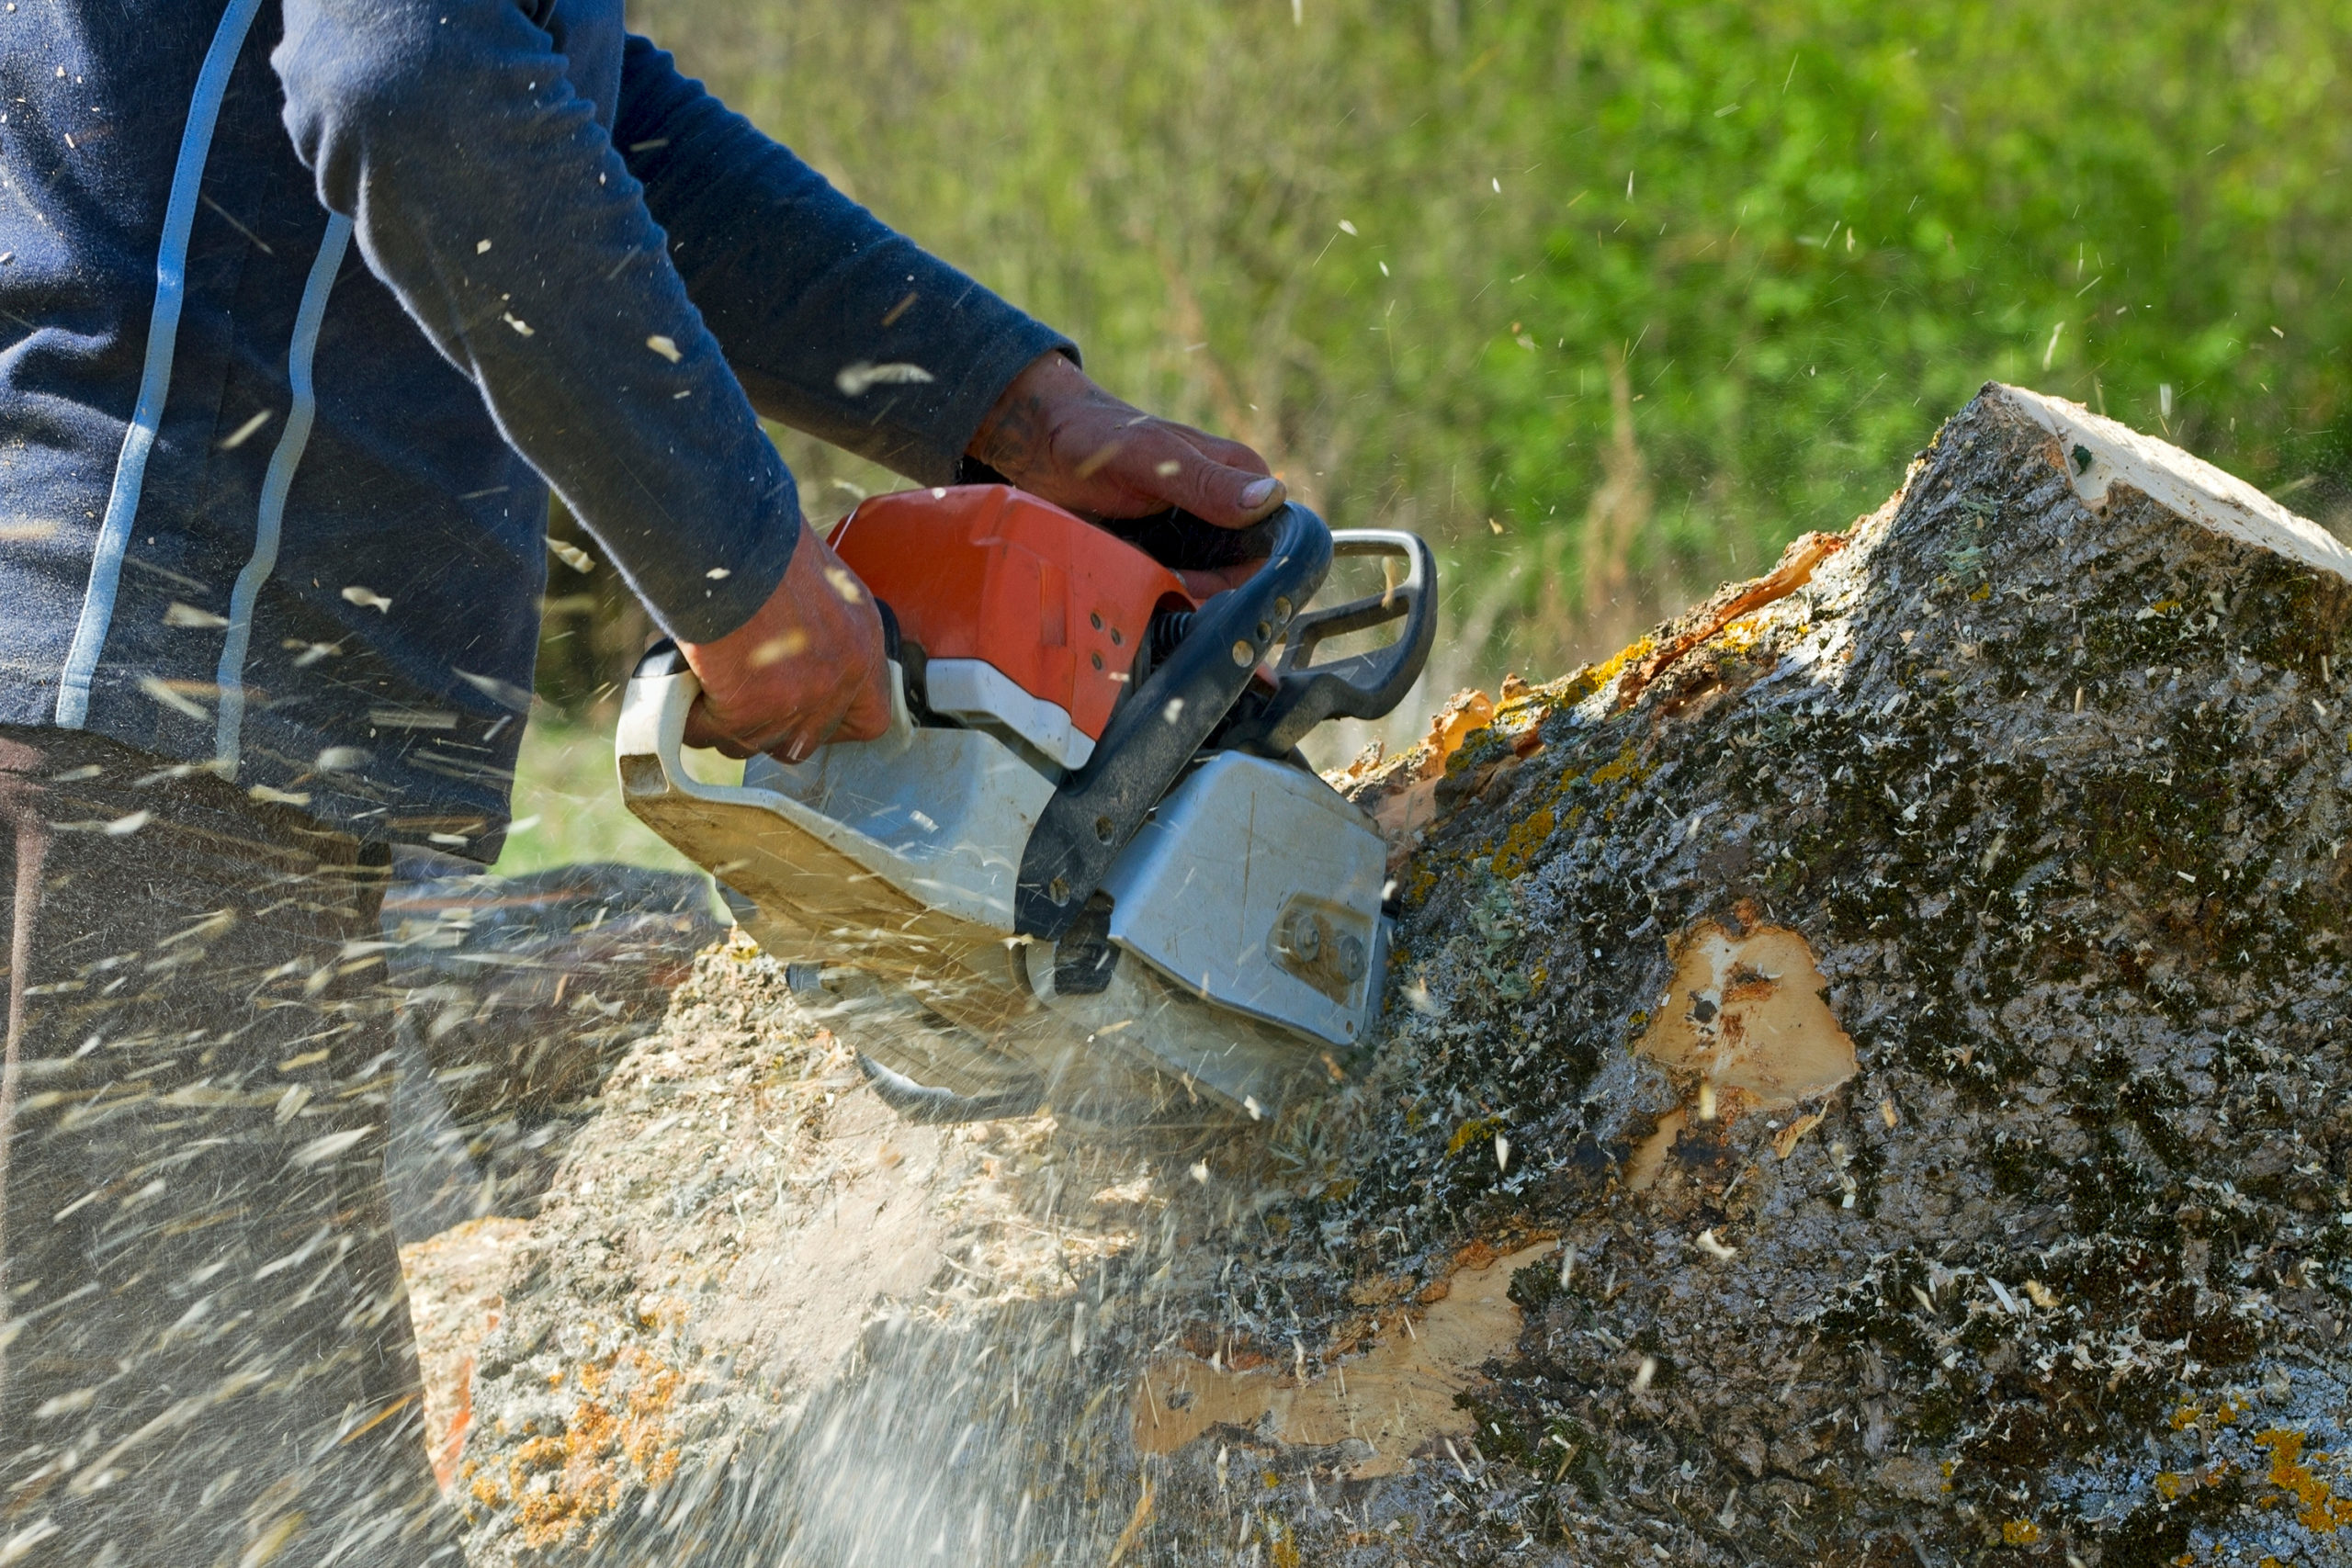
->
xmin=967 ymin=351 xmax=1286 ymax=533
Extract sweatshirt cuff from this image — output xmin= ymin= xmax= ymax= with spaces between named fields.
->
xmin=649 ymin=493 xmax=803 ymax=644
xmin=890 ymin=318 xmax=1078 ymax=488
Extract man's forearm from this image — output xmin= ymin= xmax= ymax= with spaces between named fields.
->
xmin=273 ymin=0 xmax=797 ymax=643
xmin=616 ymin=36 xmax=1071 ymax=486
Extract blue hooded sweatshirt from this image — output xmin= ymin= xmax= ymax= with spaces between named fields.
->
xmin=0 ymin=0 xmax=1068 ymax=858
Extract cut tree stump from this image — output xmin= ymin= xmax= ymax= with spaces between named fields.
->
xmin=422 ymin=385 xmax=2352 ymax=1566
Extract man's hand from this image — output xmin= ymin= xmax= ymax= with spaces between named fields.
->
xmin=678 ymin=526 xmax=893 ymax=762
xmin=967 ymin=351 xmax=1286 ymax=529
xmin=684 ymin=351 xmax=1278 ymax=765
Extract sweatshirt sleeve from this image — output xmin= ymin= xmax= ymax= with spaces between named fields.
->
xmin=272 ymin=1 xmax=1040 ymax=643
xmin=613 ymin=36 xmax=1072 ymax=486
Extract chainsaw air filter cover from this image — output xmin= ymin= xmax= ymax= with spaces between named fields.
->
xmin=829 ymin=486 xmax=1196 ymax=771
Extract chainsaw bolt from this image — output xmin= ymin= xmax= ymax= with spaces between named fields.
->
xmin=1256 ymin=620 xmax=1272 ymax=641
xmin=1336 ymin=932 xmax=1367 ymax=982
xmin=1231 ymin=640 xmax=1254 ymax=667
xmin=1048 ymin=876 xmax=1070 ymax=904
xmin=1273 ymin=596 xmax=1293 ymax=623
xmin=1283 ymin=910 xmax=1320 ymax=961
xmin=1092 ymin=815 xmax=1115 ymax=844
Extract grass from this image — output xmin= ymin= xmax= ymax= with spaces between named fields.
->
xmin=491 ymin=713 xmax=709 ymax=877
xmin=621 ymin=0 xmax=2352 ymax=686
xmin=532 ymin=0 xmax=2352 ymax=855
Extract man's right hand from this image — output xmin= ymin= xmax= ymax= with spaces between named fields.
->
xmin=678 ymin=527 xmax=893 ymax=762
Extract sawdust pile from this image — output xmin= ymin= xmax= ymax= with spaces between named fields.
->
xmin=411 ymin=384 xmax=2352 ymax=1566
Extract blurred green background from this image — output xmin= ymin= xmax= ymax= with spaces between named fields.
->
xmin=503 ymin=0 xmax=2352 ymax=872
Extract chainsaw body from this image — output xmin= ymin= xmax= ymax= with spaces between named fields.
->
xmin=616 ymin=486 xmax=1435 ymax=1125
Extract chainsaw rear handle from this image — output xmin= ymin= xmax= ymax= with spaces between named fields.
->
xmin=620 ymin=638 xmax=915 ymax=784
xmin=1012 ymin=501 xmax=1334 ymax=941
xmin=1216 ymin=529 xmax=1437 ymax=758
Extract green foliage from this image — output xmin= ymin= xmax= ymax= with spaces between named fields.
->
xmin=490 ymin=715 xmax=711 ymax=878
xmin=628 ymin=0 xmax=2352 ymax=675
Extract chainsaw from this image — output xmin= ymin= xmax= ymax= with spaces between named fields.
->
xmin=616 ymin=486 xmax=1435 ymax=1126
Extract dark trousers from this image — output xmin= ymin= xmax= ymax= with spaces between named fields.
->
xmin=0 ymin=729 xmax=450 ymax=1566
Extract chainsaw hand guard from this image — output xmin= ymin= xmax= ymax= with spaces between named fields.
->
xmin=1012 ymin=501 xmax=1333 ymax=940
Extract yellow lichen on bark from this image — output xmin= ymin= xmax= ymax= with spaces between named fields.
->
xmin=503 ymin=1345 xmax=686 ymax=1550
xmin=2254 ymin=1429 xmax=2352 ymax=1534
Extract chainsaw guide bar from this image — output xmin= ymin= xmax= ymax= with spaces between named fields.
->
xmin=617 ymin=486 xmax=1435 ymax=1128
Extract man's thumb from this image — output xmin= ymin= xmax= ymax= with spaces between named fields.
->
xmin=1180 ymin=458 xmax=1286 ymax=528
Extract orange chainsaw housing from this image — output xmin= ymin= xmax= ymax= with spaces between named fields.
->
xmin=828 ymin=485 xmax=1196 ymax=749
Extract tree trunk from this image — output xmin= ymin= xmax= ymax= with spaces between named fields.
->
xmin=417 ymin=384 xmax=2352 ymax=1567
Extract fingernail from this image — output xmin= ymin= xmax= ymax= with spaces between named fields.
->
xmin=1240 ymin=477 xmax=1281 ymax=510
xmin=786 ymin=739 xmax=810 ymax=763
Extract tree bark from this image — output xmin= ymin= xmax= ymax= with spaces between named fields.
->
xmin=422 ymin=384 xmax=2352 ymax=1567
